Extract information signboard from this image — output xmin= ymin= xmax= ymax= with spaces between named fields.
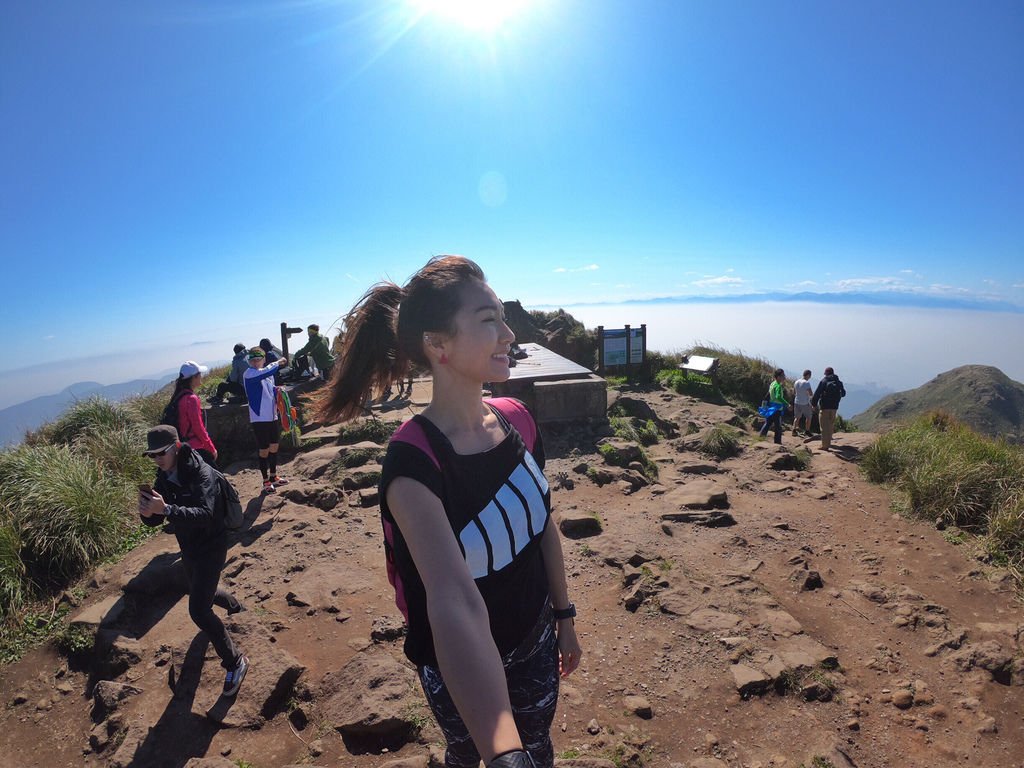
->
xmin=601 ymin=327 xmax=644 ymax=366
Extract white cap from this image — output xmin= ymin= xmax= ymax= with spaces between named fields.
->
xmin=179 ymin=360 xmax=209 ymax=378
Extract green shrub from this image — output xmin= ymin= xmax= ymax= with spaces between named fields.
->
xmin=792 ymin=447 xmax=813 ymax=470
xmin=862 ymin=412 xmax=1024 ymax=580
xmin=76 ymin=424 xmax=152 ymax=485
xmin=30 ymin=396 xmax=141 ymax=446
xmin=699 ymin=424 xmax=740 ymax=459
xmin=688 ymin=344 xmax=776 ymax=408
xmin=126 ymin=389 xmax=168 ymax=427
xmin=55 ymin=622 xmax=94 ymax=657
xmin=0 ymin=444 xmax=134 ymax=585
xmin=657 ymin=368 xmax=716 ymax=398
xmin=338 ymin=418 xmax=399 ymax=445
xmin=609 ymin=416 xmax=659 ymax=447
xmin=0 ymin=523 xmax=26 ymax=616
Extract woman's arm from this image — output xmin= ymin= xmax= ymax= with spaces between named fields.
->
xmin=387 ymin=477 xmax=522 ymax=763
xmin=540 ymin=521 xmax=582 ymax=677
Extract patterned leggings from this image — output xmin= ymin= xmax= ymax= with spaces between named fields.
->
xmin=418 ymin=608 xmax=560 ymax=768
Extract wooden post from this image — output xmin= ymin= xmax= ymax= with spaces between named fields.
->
xmin=280 ymin=322 xmax=302 ymax=359
xmin=624 ymin=324 xmax=631 ymax=381
xmin=597 ymin=326 xmax=605 ymax=375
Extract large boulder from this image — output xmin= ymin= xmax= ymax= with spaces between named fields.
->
xmin=321 ymin=647 xmax=424 ymax=754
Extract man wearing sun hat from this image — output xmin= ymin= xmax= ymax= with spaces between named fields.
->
xmin=139 ymin=424 xmax=248 ymax=697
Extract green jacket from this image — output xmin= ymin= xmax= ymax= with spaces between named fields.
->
xmin=768 ymin=380 xmax=789 ymax=406
xmin=294 ymin=333 xmax=335 ymax=372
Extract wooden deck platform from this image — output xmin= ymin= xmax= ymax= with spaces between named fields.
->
xmin=504 ymin=343 xmax=593 ymax=382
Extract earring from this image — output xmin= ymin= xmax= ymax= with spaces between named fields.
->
xmin=440 ymin=353 xmax=448 ymax=365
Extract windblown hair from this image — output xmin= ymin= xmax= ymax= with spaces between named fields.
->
xmin=316 ymin=255 xmax=486 ymax=422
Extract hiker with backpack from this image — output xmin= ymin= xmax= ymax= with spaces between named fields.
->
xmin=138 ymin=424 xmax=248 ymax=698
xmin=163 ymin=361 xmax=218 ymax=467
xmin=812 ymin=366 xmax=847 ymax=450
xmin=243 ymin=347 xmax=290 ymax=494
xmin=317 ymin=256 xmax=581 ymax=768
xmin=758 ymin=368 xmax=789 ymax=444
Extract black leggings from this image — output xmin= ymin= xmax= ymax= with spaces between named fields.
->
xmin=418 ymin=607 xmax=559 ymax=768
xmin=182 ymin=544 xmax=241 ymax=669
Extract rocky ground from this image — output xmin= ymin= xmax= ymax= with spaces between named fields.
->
xmin=2 ymin=380 xmax=1023 ymax=768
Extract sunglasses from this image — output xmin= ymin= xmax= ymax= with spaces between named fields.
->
xmin=144 ymin=444 xmax=175 ymax=458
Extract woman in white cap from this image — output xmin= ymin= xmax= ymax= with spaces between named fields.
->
xmin=164 ymin=360 xmax=218 ymax=467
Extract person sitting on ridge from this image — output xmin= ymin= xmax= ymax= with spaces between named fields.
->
xmin=291 ymin=324 xmax=336 ymax=380
xmin=211 ymin=343 xmax=249 ymax=404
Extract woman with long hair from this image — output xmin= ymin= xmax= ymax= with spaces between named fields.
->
xmin=319 ymin=256 xmax=581 ymax=768
xmin=167 ymin=361 xmax=218 ymax=467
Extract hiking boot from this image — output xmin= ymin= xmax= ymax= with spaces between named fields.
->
xmin=262 ymin=480 xmax=276 ymax=494
xmin=791 ymin=429 xmax=799 ymax=436
xmin=227 ymin=600 xmax=246 ymax=616
xmin=223 ymin=655 xmax=249 ymax=697
xmin=271 ymin=476 xmax=288 ymax=486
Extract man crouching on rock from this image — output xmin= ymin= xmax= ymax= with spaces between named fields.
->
xmin=138 ymin=424 xmax=249 ymax=697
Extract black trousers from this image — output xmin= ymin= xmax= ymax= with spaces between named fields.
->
xmin=215 ymin=380 xmax=246 ymax=401
xmin=418 ymin=606 xmax=559 ymax=768
xmin=759 ymin=410 xmax=783 ymax=443
xmin=182 ymin=543 xmax=241 ymax=669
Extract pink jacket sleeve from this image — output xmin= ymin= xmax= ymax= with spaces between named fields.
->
xmin=179 ymin=392 xmax=216 ymax=456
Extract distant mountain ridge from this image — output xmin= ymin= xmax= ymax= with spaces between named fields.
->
xmin=851 ymin=365 xmax=1024 ymax=443
xmin=0 ymin=379 xmax=163 ymax=447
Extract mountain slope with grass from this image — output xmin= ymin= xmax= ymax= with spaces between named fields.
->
xmin=851 ymin=364 xmax=1024 ymax=442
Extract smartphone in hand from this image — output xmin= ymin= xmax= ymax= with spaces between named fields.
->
xmin=138 ymin=484 xmax=152 ymax=498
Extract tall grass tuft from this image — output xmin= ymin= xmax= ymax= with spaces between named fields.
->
xmin=76 ymin=423 xmax=153 ymax=485
xmin=0 ymin=523 xmax=26 ymax=616
xmin=30 ymin=396 xmax=139 ymax=446
xmin=699 ymin=424 xmax=741 ymax=459
xmin=0 ymin=444 xmax=133 ymax=586
xmin=862 ymin=411 xmax=1024 ymax=580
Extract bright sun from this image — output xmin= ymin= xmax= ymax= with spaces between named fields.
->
xmin=410 ymin=0 xmax=535 ymax=31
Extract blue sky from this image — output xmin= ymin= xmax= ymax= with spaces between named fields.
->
xmin=1 ymin=0 xmax=1022 ymax=406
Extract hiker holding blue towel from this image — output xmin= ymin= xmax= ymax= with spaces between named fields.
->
xmin=317 ymin=256 xmax=581 ymax=768
xmin=759 ymin=368 xmax=789 ymax=444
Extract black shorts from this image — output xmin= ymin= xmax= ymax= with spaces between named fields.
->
xmin=251 ymin=420 xmax=281 ymax=449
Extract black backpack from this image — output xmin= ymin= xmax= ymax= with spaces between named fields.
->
xmin=212 ymin=470 xmax=244 ymax=530
xmin=160 ymin=391 xmax=193 ymax=440
xmin=823 ymin=378 xmax=843 ymax=400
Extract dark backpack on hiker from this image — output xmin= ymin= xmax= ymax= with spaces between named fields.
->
xmin=212 ymin=470 xmax=244 ymax=530
xmin=160 ymin=391 xmax=193 ymax=440
xmin=823 ymin=378 xmax=843 ymax=401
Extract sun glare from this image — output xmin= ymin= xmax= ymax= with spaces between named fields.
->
xmin=410 ymin=0 xmax=535 ymax=31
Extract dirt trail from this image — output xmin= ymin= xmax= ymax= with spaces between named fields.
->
xmin=1 ymin=383 xmax=1022 ymax=768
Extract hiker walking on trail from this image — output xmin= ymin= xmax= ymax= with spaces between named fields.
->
xmin=243 ymin=347 xmax=290 ymax=494
xmin=165 ymin=361 xmax=218 ymax=467
xmin=792 ymin=369 xmax=815 ymax=437
xmin=759 ymin=368 xmax=789 ymax=445
xmin=318 ymin=256 xmax=581 ymax=768
xmin=812 ymin=366 xmax=846 ymax=450
xmin=138 ymin=425 xmax=248 ymax=697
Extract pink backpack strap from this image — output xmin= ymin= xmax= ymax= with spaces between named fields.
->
xmin=390 ymin=418 xmax=440 ymax=470
xmin=487 ymin=397 xmax=536 ymax=453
